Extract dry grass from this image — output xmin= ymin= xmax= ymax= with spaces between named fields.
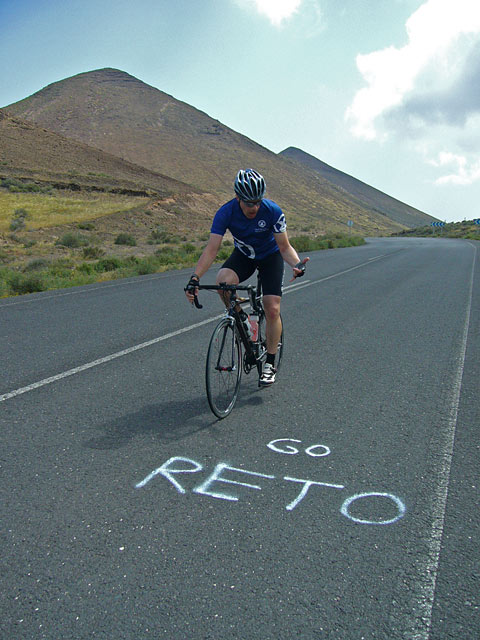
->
xmin=0 ymin=191 xmax=148 ymax=232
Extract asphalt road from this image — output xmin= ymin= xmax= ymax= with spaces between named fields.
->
xmin=1 ymin=237 xmax=478 ymax=639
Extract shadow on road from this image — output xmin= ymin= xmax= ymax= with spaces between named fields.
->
xmin=83 ymin=390 xmax=264 ymax=450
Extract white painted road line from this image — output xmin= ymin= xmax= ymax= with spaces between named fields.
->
xmin=284 ymin=254 xmax=386 ymax=294
xmin=0 ymin=315 xmax=223 ymax=402
xmin=400 ymin=244 xmax=477 ymax=640
xmin=0 ymin=255 xmax=387 ymax=403
xmin=0 ymin=272 xmax=174 ymax=308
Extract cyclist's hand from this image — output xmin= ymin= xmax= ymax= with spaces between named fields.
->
xmin=290 ymin=257 xmax=309 ymax=281
xmin=185 ymin=274 xmax=199 ymax=304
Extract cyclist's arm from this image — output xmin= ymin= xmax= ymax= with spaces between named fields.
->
xmin=274 ymin=231 xmax=309 ymax=278
xmin=274 ymin=231 xmax=301 ymax=267
xmin=192 ymin=233 xmax=223 ymax=278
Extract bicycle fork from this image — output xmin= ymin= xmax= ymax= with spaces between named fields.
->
xmin=215 ymin=319 xmax=238 ymax=372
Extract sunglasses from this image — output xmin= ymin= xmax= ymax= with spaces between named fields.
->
xmin=242 ymin=199 xmax=262 ymax=207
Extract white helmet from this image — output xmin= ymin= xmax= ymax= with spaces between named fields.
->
xmin=234 ymin=168 xmax=266 ymax=202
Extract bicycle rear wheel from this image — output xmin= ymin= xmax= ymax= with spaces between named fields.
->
xmin=206 ymin=318 xmax=242 ymax=418
xmin=257 ymin=313 xmax=284 ymax=372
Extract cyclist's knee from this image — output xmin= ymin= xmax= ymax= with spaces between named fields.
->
xmin=263 ymin=295 xmax=281 ymax=321
xmin=216 ymin=268 xmax=239 ymax=285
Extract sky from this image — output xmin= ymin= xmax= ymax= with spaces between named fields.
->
xmin=1 ymin=0 xmax=480 ymax=223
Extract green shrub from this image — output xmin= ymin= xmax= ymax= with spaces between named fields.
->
xmin=148 ymin=229 xmax=170 ymax=244
xmin=1 ymin=178 xmax=52 ymax=194
xmin=9 ymin=208 xmax=29 ymax=232
xmin=181 ymin=243 xmax=197 ymax=254
xmin=55 ymin=232 xmax=89 ymax=248
xmin=154 ymin=247 xmax=177 ymax=265
xmin=77 ymin=262 xmax=95 ymax=274
xmin=95 ymin=257 xmax=122 ymax=272
xmin=9 ymin=218 xmax=26 ymax=232
xmin=290 ymin=234 xmax=365 ymax=252
xmin=114 ymin=233 xmax=137 ymax=246
xmin=83 ymin=246 xmax=104 ymax=259
xmin=8 ymin=272 xmax=45 ymax=295
xmin=137 ymin=258 xmax=158 ymax=275
xmin=290 ymin=236 xmax=313 ymax=252
xmin=78 ymin=222 xmax=95 ymax=230
xmin=23 ymin=258 xmax=50 ymax=272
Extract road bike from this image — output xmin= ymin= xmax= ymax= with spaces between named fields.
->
xmin=189 ymin=272 xmax=284 ymax=418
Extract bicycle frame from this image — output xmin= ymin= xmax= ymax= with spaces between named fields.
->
xmin=195 ymin=279 xmax=265 ymax=373
xmin=187 ymin=272 xmax=284 ymax=418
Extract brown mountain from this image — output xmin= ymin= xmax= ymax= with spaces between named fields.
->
xmin=0 ymin=110 xmax=200 ymax=197
xmin=3 ymin=68 xmax=435 ymax=234
xmin=280 ymin=147 xmax=435 ymax=228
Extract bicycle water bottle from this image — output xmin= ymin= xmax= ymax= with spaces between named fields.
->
xmin=250 ymin=316 xmax=258 ymax=342
xmin=243 ymin=316 xmax=253 ymax=340
xmin=240 ymin=312 xmax=254 ymax=340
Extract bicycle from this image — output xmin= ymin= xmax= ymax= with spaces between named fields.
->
xmin=188 ymin=271 xmax=284 ymax=419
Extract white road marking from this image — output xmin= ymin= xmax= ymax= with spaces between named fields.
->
xmin=0 ymin=315 xmax=223 ymax=402
xmin=398 ymin=244 xmax=477 ymax=639
xmin=0 ymin=272 xmax=173 ymax=308
xmin=0 ymin=254 xmax=387 ymax=402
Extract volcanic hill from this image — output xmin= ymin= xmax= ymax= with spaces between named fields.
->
xmin=3 ymin=68 xmax=436 ymax=234
xmin=280 ymin=147 xmax=433 ymax=229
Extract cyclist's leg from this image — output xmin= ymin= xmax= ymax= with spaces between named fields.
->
xmin=217 ymin=249 xmax=255 ymax=307
xmin=257 ymin=252 xmax=284 ymax=358
xmin=263 ymin=295 xmax=282 ymax=354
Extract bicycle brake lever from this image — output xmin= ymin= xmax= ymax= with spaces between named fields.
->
xmin=193 ymin=293 xmax=203 ymax=309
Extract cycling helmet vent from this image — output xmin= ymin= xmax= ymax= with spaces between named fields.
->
xmin=234 ymin=168 xmax=266 ymax=201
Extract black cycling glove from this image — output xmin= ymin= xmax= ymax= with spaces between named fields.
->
xmin=185 ymin=274 xmax=199 ymax=293
xmin=294 ymin=261 xmax=307 ymax=277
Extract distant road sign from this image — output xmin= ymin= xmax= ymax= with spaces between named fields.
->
xmin=347 ymin=220 xmax=354 ymax=227
xmin=431 ymin=222 xmax=445 ymax=227
xmin=474 ymin=219 xmax=480 ymax=225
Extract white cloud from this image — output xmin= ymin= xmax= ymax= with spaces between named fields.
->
xmin=429 ymin=151 xmax=467 ymax=170
xmin=239 ymin=0 xmax=303 ymax=27
xmin=345 ymin=0 xmax=480 ymax=140
xmin=430 ymin=153 xmax=480 ymax=185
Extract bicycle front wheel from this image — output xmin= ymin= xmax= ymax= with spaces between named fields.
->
xmin=206 ymin=318 xmax=242 ymax=418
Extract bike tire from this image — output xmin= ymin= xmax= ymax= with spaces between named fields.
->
xmin=206 ymin=318 xmax=242 ymax=419
xmin=257 ymin=313 xmax=284 ymax=372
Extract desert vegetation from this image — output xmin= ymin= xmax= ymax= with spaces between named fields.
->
xmin=0 ymin=190 xmax=147 ymax=232
xmin=0 ymin=205 xmax=365 ymax=299
xmin=392 ymin=220 xmax=480 ymax=241
xmin=0 ymin=180 xmax=371 ymax=298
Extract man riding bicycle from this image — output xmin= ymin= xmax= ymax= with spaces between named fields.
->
xmin=185 ymin=168 xmax=308 ymax=385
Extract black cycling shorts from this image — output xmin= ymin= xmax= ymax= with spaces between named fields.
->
xmin=221 ymin=248 xmax=284 ymax=297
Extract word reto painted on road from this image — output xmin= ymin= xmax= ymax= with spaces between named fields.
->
xmin=135 ymin=439 xmax=406 ymax=525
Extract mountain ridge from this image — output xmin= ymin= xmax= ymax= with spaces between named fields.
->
xmin=3 ymin=68 xmax=436 ymax=234
xmin=280 ymin=147 xmax=434 ymax=228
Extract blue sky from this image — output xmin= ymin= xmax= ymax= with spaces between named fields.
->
xmin=1 ymin=0 xmax=480 ymax=223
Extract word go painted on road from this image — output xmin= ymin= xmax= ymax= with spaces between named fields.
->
xmin=135 ymin=438 xmax=406 ymax=525
xmin=267 ymin=438 xmax=331 ymax=457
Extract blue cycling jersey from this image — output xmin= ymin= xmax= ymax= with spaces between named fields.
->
xmin=210 ymin=198 xmax=287 ymax=260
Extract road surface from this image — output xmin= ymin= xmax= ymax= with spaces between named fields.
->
xmin=1 ymin=237 xmax=478 ymax=639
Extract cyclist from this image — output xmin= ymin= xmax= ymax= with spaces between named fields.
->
xmin=186 ymin=168 xmax=308 ymax=385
